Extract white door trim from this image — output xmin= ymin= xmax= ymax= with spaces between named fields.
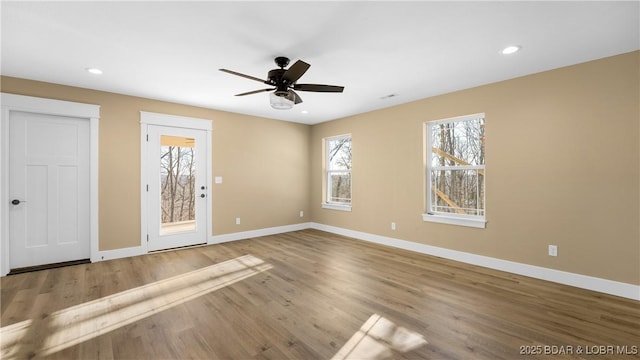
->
xmin=140 ymin=111 xmax=213 ymax=253
xmin=0 ymin=93 xmax=100 ymax=276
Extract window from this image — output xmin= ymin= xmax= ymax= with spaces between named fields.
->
xmin=424 ymin=113 xmax=486 ymax=228
xmin=323 ymin=134 xmax=352 ymax=211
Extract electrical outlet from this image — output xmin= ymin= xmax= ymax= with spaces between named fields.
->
xmin=548 ymin=245 xmax=558 ymax=257
xmin=391 ymin=222 xmax=396 ymax=231
xmin=235 ymin=217 xmax=241 ymax=225
xmin=299 ymin=210 xmax=304 ymax=217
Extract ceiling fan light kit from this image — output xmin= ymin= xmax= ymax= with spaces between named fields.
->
xmin=220 ymin=57 xmax=344 ymax=110
xmin=269 ymin=92 xmax=295 ymax=110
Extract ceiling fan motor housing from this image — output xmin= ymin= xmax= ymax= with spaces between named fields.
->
xmin=268 ymin=68 xmax=291 ymax=96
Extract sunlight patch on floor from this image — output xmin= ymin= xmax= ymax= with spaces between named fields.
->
xmin=331 ymin=313 xmax=427 ymax=360
xmin=0 ymin=255 xmax=272 ymax=359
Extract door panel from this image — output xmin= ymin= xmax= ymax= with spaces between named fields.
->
xmin=58 ymin=165 xmax=79 ymax=244
xmin=9 ymin=111 xmax=90 ymax=268
xmin=147 ymin=125 xmax=207 ymax=251
xmin=25 ymin=165 xmax=48 ymax=247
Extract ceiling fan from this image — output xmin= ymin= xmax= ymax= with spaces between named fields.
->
xmin=219 ymin=57 xmax=344 ymax=110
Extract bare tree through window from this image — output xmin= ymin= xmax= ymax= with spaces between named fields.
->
xmin=160 ymin=136 xmax=196 ymax=233
xmin=428 ymin=115 xmax=485 ymax=217
xmin=326 ymin=135 xmax=352 ymax=204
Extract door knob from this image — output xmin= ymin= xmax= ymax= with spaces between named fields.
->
xmin=11 ymin=199 xmax=25 ymax=205
xmin=200 ymin=194 xmax=206 ymax=198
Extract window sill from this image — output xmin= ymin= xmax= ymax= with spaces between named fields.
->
xmin=422 ymin=213 xmax=486 ymax=228
xmin=322 ymin=203 xmax=352 ymax=212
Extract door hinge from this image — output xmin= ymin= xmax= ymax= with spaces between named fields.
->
xmin=146 ymin=134 xmax=149 ymax=142
xmin=146 ymin=184 xmax=149 ymax=192
xmin=147 ymin=234 xmax=149 ymax=242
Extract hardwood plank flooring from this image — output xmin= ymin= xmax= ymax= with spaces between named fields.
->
xmin=1 ymin=229 xmax=639 ymax=359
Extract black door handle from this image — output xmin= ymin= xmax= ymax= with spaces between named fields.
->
xmin=11 ymin=199 xmax=22 ymax=205
xmin=200 ymin=194 xmax=206 ymax=198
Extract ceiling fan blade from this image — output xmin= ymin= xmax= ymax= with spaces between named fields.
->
xmin=282 ymin=60 xmax=310 ymax=83
xmin=235 ymin=88 xmax=274 ymax=96
xmin=220 ymin=69 xmax=267 ymax=84
xmin=288 ymin=90 xmax=303 ymax=104
xmin=293 ymin=84 xmax=345 ymax=93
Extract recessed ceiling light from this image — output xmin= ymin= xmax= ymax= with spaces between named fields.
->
xmin=301 ymin=110 xmax=309 ymax=114
xmin=86 ymin=67 xmax=103 ymax=75
xmin=501 ymin=45 xmax=521 ymax=55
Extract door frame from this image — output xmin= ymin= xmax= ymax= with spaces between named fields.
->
xmin=0 ymin=93 xmax=100 ymax=276
xmin=140 ymin=111 xmax=212 ymax=253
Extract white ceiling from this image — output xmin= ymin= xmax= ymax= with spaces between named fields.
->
xmin=2 ymin=1 xmax=638 ymax=125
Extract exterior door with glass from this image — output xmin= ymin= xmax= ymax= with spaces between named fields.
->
xmin=146 ymin=125 xmax=208 ymax=251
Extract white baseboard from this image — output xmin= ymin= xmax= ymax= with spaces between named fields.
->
xmin=81 ymin=221 xmax=640 ymax=301
xmin=309 ymin=223 xmax=640 ymax=301
xmin=88 ymin=223 xmax=312 ymax=264
xmin=94 ymin=245 xmax=146 ymax=262
xmin=209 ymin=222 xmax=312 ymax=244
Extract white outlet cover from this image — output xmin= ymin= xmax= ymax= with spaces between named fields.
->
xmin=548 ymin=245 xmax=558 ymax=256
xmin=214 ymin=176 xmax=223 ymax=184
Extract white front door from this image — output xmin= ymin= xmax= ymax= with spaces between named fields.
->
xmin=146 ymin=125 xmax=208 ymax=251
xmin=9 ymin=111 xmax=90 ymax=268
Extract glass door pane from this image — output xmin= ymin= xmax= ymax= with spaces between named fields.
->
xmin=160 ymin=135 xmax=196 ymax=235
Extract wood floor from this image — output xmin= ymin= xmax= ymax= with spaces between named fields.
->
xmin=1 ymin=229 xmax=639 ymax=359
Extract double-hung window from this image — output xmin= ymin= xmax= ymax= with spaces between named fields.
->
xmin=424 ymin=113 xmax=486 ymax=228
xmin=323 ymin=134 xmax=352 ymax=211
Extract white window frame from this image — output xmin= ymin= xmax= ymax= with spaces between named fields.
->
xmin=322 ymin=134 xmax=352 ymax=211
xmin=423 ymin=113 xmax=486 ymax=228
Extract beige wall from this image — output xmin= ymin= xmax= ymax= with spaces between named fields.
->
xmin=1 ymin=77 xmax=311 ymax=250
xmin=311 ymin=51 xmax=640 ymax=285
xmin=2 ymin=51 xmax=638 ymax=285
